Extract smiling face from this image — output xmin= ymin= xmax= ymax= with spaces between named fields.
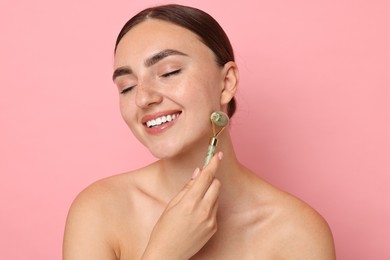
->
xmin=113 ymin=19 xmax=237 ymax=159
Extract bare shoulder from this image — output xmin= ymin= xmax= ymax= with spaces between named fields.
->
xmin=266 ymin=185 xmax=336 ymax=260
xmin=65 ymin=169 xmax=139 ymax=220
xmin=65 ymin=174 xmax=130 ymax=222
xmin=63 ymin=166 xmax=153 ymax=260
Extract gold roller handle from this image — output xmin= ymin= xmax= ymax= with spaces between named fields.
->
xmin=203 ymin=137 xmax=218 ymax=167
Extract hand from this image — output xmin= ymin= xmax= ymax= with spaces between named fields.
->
xmin=141 ymin=152 xmax=223 ymax=260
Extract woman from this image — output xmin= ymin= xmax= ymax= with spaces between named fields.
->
xmin=63 ymin=4 xmax=335 ymax=259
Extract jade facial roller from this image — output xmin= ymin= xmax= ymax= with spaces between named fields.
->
xmin=203 ymin=111 xmax=229 ymax=167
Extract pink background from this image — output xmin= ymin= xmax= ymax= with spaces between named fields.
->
xmin=1 ymin=0 xmax=389 ymax=259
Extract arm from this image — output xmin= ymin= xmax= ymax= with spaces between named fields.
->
xmin=300 ymin=213 xmax=336 ymax=260
xmin=63 ymin=188 xmax=119 ymax=260
xmin=280 ymin=205 xmax=336 ymax=260
xmin=141 ymin=152 xmax=223 ymax=260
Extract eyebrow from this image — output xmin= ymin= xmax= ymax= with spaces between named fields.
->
xmin=112 ymin=67 xmax=132 ymax=82
xmin=144 ymin=49 xmax=187 ymax=67
xmin=112 ymin=49 xmax=188 ymax=82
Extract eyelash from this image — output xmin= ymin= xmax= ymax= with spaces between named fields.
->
xmin=119 ymin=69 xmax=181 ymax=95
xmin=120 ymin=86 xmax=135 ymax=94
xmin=161 ymin=69 xmax=181 ymax=78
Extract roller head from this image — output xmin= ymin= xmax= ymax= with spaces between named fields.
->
xmin=210 ymin=111 xmax=229 ymax=127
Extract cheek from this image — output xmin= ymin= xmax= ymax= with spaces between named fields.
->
xmin=119 ymin=98 xmax=136 ymax=125
xmin=197 ymin=67 xmax=224 ymax=102
xmin=198 ymin=83 xmax=223 ymax=111
xmin=185 ymin=71 xmax=222 ymax=106
xmin=119 ymin=99 xmax=147 ymax=144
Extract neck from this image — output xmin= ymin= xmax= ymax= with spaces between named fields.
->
xmin=156 ymin=129 xmax=243 ymax=202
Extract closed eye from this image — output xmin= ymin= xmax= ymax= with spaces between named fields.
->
xmin=160 ymin=69 xmax=181 ymax=78
xmin=120 ymin=85 xmax=136 ymax=94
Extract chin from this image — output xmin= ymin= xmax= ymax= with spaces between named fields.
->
xmin=149 ymin=151 xmax=184 ymax=161
xmin=147 ymin=143 xmax=181 ymax=159
xmin=147 ymin=140 xmax=203 ymax=161
xmin=140 ymin=125 xmax=211 ymax=160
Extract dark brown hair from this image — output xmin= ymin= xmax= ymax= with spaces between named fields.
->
xmin=115 ymin=4 xmax=237 ymax=117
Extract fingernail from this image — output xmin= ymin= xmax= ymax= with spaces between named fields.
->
xmin=192 ymin=168 xmax=200 ymax=179
xmin=218 ymin=152 xmax=224 ymax=160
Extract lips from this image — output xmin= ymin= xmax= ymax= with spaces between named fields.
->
xmin=141 ymin=111 xmax=181 ymax=134
xmin=145 ymin=113 xmax=180 ymax=128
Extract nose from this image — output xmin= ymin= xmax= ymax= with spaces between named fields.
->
xmin=135 ymin=84 xmax=163 ymax=108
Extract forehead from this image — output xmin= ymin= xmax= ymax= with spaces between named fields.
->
xmin=114 ymin=19 xmax=210 ymax=67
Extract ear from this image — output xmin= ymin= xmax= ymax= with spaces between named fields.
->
xmin=220 ymin=61 xmax=239 ymax=106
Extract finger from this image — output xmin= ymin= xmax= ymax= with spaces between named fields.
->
xmin=186 ymin=152 xmax=223 ymax=199
xmin=168 ymin=177 xmax=196 ymax=207
xmin=205 ymin=191 xmax=219 ymax=235
xmin=203 ymin=178 xmax=221 ymax=205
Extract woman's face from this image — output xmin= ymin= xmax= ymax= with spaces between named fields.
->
xmin=113 ymin=19 xmax=232 ymax=158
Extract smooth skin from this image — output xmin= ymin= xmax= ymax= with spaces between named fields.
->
xmin=63 ymin=19 xmax=336 ymax=260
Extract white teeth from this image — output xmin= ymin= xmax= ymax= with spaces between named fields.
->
xmin=146 ymin=113 xmax=179 ymax=128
